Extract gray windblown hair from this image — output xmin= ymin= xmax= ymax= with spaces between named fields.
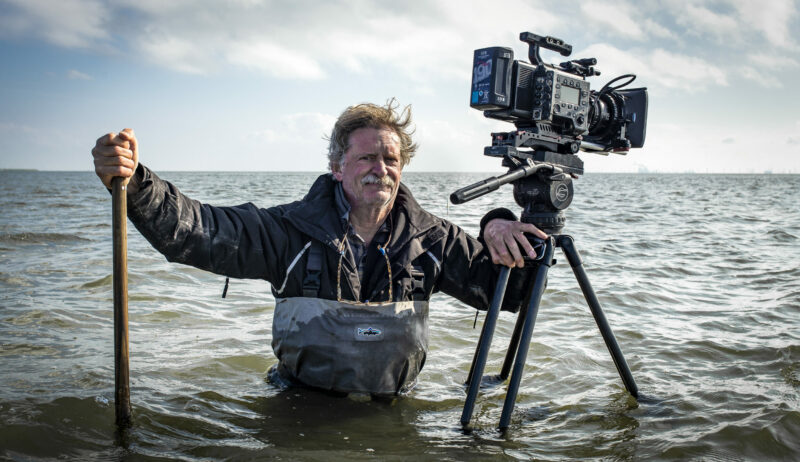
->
xmin=326 ymin=98 xmax=418 ymax=172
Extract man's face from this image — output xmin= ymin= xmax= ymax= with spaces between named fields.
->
xmin=333 ymin=127 xmax=403 ymax=213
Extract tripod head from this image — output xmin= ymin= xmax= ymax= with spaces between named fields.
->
xmin=450 ymin=147 xmax=579 ymax=234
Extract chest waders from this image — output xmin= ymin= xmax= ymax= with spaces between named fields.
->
xmin=271 ymin=242 xmax=429 ymax=395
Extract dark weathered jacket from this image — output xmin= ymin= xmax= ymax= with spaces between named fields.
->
xmin=125 ymin=165 xmax=513 ymax=309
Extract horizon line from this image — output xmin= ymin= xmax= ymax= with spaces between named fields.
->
xmin=1 ymin=168 xmax=798 ymax=175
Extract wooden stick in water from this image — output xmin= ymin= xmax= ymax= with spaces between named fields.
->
xmin=112 ymin=176 xmax=132 ymax=426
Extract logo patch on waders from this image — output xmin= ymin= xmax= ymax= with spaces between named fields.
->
xmin=355 ymin=326 xmax=384 ymax=341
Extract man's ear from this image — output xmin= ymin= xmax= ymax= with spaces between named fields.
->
xmin=331 ymin=160 xmax=343 ymax=181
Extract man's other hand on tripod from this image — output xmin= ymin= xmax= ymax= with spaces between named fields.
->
xmin=483 ymin=219 xmax=548 ymax=268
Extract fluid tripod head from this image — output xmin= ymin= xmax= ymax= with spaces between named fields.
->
xmin=450 ymin=155 xmax=574 ymax=234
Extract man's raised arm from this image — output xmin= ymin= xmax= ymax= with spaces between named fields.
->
xmin=89 ymin=129 xmax=289 ymax=283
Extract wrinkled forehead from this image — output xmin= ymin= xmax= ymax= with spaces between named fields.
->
xmin=345 ymin=127 xmax=401 ymax=155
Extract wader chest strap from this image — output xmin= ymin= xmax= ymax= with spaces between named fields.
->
xmin=410 ymin=266 xmax=425 ymax=301
xmin=302 ymin=242 xmax=323 ymax=298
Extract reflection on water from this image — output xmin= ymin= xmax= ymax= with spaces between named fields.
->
xmin=1 ymin=170 xmax=799 ymax=460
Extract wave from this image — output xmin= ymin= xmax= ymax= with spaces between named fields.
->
xmin=80 ymin=275 xmax=111 ymax=289
xmin=766 ymin=229 xmax=798 ymax=242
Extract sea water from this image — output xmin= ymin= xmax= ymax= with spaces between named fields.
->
xmin=1 ymin=170 xmax=798 ymax=460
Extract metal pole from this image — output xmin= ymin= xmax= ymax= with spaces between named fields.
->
xmin=461 ymin=266 xmax=511 ymax=427
xmin=499 ymin=237 xmax=555 ymax=431
xmin=499 ymin=301 xmax=526 ymax=381
xmin=112 ymin=177 xmax=132 ymax=426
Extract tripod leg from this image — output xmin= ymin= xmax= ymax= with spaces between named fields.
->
xmin=499 ymin=299 xmax=527 ymax=380
xmin=465 ymin=312 xmax=491 ymax=386
xmin=558 ymin=235 xmax=638 ymax=399
xmin=499 ymin=237 xmax=555 ymax=431
xmin=461 ymin=266 xmax=511 ymax=427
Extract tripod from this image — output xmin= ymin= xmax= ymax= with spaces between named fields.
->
xmin=452 ymin=155 xmax=639 ymax=431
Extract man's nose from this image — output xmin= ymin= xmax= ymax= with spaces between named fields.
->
xmin=371 ymin=158 xmax=388 ymax=176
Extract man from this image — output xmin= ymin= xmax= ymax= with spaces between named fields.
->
xmin=92 ymin=100 xmax=546 ymax=396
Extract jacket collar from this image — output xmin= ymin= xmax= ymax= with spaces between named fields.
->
xmin=284 ymin=173 xmax=439 ymax=252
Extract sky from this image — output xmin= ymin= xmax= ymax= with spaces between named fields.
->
xmin=1 ymin=0 xmax=799 ymax=174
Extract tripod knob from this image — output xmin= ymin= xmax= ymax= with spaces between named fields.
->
xmin=522 ymin=212 xmax=566 ymax=235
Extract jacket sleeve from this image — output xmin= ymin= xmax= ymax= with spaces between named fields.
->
xmin=125 ymin=164 xmax=288 ymax=282
xmin=435 ymin=220 xmax=498 ymax=311
xmin=436 ymin=213 xmax=529 ymax=313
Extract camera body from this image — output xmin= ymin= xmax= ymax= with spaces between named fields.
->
xmin=470 ymin=33 xmax=648 ymax=156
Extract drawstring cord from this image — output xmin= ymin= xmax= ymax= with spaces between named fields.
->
xmin=336 ymin=245 xmax=346 ymax=302
xmin=378 ymin=244 xmax=393 ymax=302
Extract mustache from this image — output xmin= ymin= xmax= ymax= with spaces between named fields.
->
xmin=361 ymin=174 xmax=395 ymax=187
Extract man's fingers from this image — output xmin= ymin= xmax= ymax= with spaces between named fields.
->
xmin=96 ymin=164 xmax=135 ymax=178
xmin=94 ymin=151 xmax=135 ymax=168
xmin=514 ymin=232 xmax=538 ymax=260
xmin=504 ymin=233 xmax=526 ymax=267
xmin=92 ymin=144 xmax=134 ymax=161
xmin=484 ymin=218 xmax=549 ymax=267
xmin=95 ymin=132 xmax=116 ymax=146
xmin=486 ymin=233 xmax=512 ymax=267
xmin=487 ymin=245 xmax=501 ymax=266
xmin=519 ymin=222 xmax=548 ymax=239
xmin=118 ymin=129 xmax=136 ymax=149
xmin=117 ymin=129 xmax=139 ymax=172
xmin=124 ymin=130 xmax=137 ymax=157
xmin=96 ymin=132 xmax=130 ymax=148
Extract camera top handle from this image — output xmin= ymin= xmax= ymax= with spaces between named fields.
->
xmin=519 ymin=32 xmax=572 ymax=66
xmin=520 ymin=32 xmax=600 ymax=81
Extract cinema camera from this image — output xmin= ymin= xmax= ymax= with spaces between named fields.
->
xmin=453 ymin=32 xmax=649 ymax=234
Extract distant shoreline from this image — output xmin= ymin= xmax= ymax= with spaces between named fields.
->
xmin=1 ymin=169 xmax=797 ymax=175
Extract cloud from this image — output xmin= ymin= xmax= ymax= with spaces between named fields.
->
xmin=746 ymin=54 xmax=800 ymax=70
xmin=66 ymin=69 xmax=92 ymax=80
xmin=227 ymin=41 xmax=326 ymax=80
xmin=664 ymin=0 xmax=797 ymax=50
xmin=730 ymin=0 xmax=797 ymax=49
xmin=721 ymin=137 xmax=735 ymax=144
xmin=738 ymin=66 xmax=783 ymax=88
xmin=580 ymin=2 xmax=645 ymax=40
xmin=642 ymin=19 xmax=676 ymax=40
xmin=248 ymin=112 xmax=337 ymax=144
xmin=281 ymin=112 xmax=337 ymax=135
xmin=578 ymin=44 xmax=727 ymax=92
xmin=243 ymin=111 xmax=338 ymax=170
xmin=0 ymin=0 xmax=112 ymax=49
xmin=789 ymin=122 xmax=800 ymax=145
xmin=679 ymin=4 xmax=739 ymax=40
xmin=137 ymin=32 xmax=217 ymax=75
xmin=650 ymin=49 xmax=728 ymax=88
